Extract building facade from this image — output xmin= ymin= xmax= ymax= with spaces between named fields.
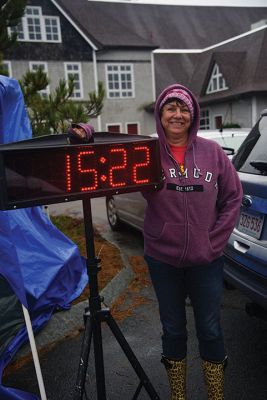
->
xmin=3 ymin=0 xmax=267 ymax=134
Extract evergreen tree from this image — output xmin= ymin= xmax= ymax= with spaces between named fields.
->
xmin=20 ymin=68 xmax=105 ymax=136
xmin=0 ymin=0 xmax=26 ymax=74
xmin=0 ymin=0 xmax=26 ymax=51
xmin=0 ymin=0 xmax=105 ymax=136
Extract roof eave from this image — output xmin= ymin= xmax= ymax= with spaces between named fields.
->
xmin=199 ymin=88 xmax=267 ymax=106
xmin=51 ymin=0 xmax=99 ymax=51
xmin=102 ymin=44 xmax=158 ymax=51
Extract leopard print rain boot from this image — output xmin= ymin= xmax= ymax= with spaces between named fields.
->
xmin=161 ymin=356 xmax=186 ymax=400
xmin=202 ymin=357 xmax=227 ymax=400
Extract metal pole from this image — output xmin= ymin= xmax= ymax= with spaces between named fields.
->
xmin=82 ymin=198 xmax=107 ymax=399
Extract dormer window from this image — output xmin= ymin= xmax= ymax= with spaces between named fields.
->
xmin=9 ymin=6 xmax=61 ymax=43
xmin=206 ymin=63 xmax=228 ymax=94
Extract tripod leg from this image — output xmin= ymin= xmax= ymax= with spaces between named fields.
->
xmin=78 ymin=199 xmax=158 ymax=399
xmin=132 ymin=382 xmax=143 ymax=400
xmin=73 ymin=313 xmax=93 ymax=400
xmin=104 ymin=309 xmax=160 ymax=400
xmin=93 ymin=314 xmax=107 ymax=399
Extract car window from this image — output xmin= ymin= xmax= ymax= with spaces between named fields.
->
xmin=211 ymin=135 xmax=246 ymax=151
xmin=233 ymin=117 xmax=267 ymax=175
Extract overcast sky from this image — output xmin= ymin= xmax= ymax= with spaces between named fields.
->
xmin=90 ymin=0 xmax=267 ymax=6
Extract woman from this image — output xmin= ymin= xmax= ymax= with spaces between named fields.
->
xmin=67 ymin=122 xmax=94 ymax=143
xmin=143 ymin=84 xmax=242 ymax=399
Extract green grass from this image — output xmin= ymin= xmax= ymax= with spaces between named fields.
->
xmin=50 ymin=215 xmax=124 ymax=294
xmin=50 ymin=215 xmax=86 ymax=254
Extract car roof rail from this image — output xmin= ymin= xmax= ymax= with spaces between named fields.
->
xmin=260 ymin=109 xmax=267 ymax=117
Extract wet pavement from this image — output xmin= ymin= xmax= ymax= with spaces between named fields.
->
xmin=3 ymin=199 xmax=267 ymax=399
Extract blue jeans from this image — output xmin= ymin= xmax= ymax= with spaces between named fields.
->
xmin=145 ymin=255 xmax=225 ymax=362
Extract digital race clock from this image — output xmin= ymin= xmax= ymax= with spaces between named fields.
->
xmin=0 ymin=132 xmax=162 ymax=210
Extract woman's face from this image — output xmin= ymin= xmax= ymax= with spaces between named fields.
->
xmin=160 ymin=100 xmax=191 ymax=145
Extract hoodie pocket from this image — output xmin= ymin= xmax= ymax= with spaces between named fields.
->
xmin=185 ymin=226 xmax=217 ymax=265
xmin=144 ymin=222 xmax=186 ymax=261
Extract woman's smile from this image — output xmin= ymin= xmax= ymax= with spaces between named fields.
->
xmin=161 ymin=100 xmax=191 ymax=144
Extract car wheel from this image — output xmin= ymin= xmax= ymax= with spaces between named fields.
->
xmin=106 ymin=197 xmax=122 ymax=231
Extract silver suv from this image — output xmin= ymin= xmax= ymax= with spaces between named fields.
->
xmin=224 ymin=110 xmax=267 ymax=318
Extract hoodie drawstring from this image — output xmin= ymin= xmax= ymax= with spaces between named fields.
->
xmin=192 ymin=142 xmax=202 ymax=176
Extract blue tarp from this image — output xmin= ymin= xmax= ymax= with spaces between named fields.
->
xmin=0 ymin=76 xmax=88 ymax=399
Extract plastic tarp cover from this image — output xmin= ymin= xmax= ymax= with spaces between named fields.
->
xmin=0 ymin=75 xmax=88 ymax=399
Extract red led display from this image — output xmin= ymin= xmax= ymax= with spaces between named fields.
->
xmin=0 ymin=136 xmax=161 ymax=209
xmin=133 ymin=146 xmax=150 ymax=184
xmin=77 ymin=150 xmax=98 ymax=192
xmin=109 ymin=147 xmax=127 ymax=188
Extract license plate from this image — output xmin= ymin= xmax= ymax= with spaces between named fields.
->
xmin=237 ymin=211 xmax=264 ymax=239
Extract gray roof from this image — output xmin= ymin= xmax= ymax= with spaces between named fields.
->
xmin=154 ymin=27 xmax=267 ymax=103
xmin=191 ymin=28 xmax=267 ymax=103
xmin=54 ymin=0 xmax=267 ymax=50
xmin=52 ymin=1 xmax=267 ymax=104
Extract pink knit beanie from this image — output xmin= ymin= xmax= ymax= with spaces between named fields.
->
xmin=72 ymin=122 xmax=95 ymax=141
xmin=159 ymin=88 xmax=194 ymax=121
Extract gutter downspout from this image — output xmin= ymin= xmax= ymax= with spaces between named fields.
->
xmin=151 ymin=52 xmax=156 ymax=102
xmin=93 ymin=50 xmax=102 ymax=131
xmin=252 ymin=96 xmax=257 ymax=127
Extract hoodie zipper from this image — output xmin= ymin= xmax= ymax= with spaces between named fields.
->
xmin=165 ymin=144 xmax=185 ymax=179
xmin=165 ymin=144 xmax=189 ymax=265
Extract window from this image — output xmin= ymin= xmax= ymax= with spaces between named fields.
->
xmin=64 ymin=63 xmax=83 ymax=99
xmin=126 ymin=123 xmax=139 ymax=135
xmin=200 ymin=109 xmax=210 ymax=130
xmin=206 ymin=64 xmax=228 ymax=94
xmin=44 ymin=17 xmax=60 ymax=41
xmin=106 ymin=124 xmax=122 ymax=133
xmin=2 ymin=61 xmax=12 ymax=77
xmin=10 ymin=20 xmax=24 ymax=40
xmin=9 ymin=6 xmax=61 ymax=43
xmin=106 ymin=64 xmax=134 ymax=98
xmin=233 ymin=116 xmax=267 ymax=175
xmin=26 ymin=6 xmax=42 ymax=41
xmin=29 ymin=62 xmax=50 ymax=98
xmin=215 ymin=115 xmax=223 ymax=130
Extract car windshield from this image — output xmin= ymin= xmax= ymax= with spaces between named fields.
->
xmin=233 ymin=116 xmax=267 ymax=175
xmin=211 ymin=135 xmax=247 ymax=152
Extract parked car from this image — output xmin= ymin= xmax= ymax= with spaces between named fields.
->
xmin=106 ymin=128 xmax=249 ymax=231
xmin=223 ymin=111 xmax=267 ymax=317
xmin=197 ymin=129 xmax=250 ymax=159
xmin=150 ymin=129 xmax=249 ymax=159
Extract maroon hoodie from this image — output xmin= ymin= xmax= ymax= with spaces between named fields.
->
xmin=143 ymin=84 xmax=243 ymax=267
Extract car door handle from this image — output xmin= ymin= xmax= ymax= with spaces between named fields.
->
xmin=234 ymin=240 xmax=250 ymax=254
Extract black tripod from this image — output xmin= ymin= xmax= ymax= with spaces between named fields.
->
xmin=73 ymin=198 xmax=160 ymax=400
